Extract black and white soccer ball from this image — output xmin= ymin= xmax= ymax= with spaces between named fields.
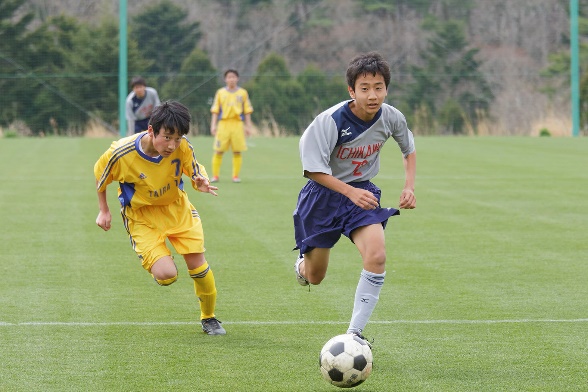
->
xmin=319 ymin=334 xmax=373 ymax=388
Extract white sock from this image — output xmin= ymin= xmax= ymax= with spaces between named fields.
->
xmin=347 ymin=269 xmax=386 ymax=334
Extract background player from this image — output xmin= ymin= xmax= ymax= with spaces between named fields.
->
xmin=95 ymin=101 xmax=226 ymax=335
xmin=293 ymin=52 xmax=417 ymax=342
xmin=210 ymin=69 xmax=253 ymax=183
xmin=125 ymin=76 xmax=161 ymax=134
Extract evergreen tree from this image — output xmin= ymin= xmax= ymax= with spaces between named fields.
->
xmin=246 ymin=53 xmax=308 ymax=134
xmin=161 ymin=48 xmax=218 ymax=134
xmin=406 ymin=19 xmax=492 ymax=134
xmin=297 ymin=65 xmax=346 ymax=118
xmin=542 ymin=4 xmax=588 ymax=133
xmin=131 ymin=0 xmax=201 ymax=88
xmin=32 ymin=16 xmax=146 ymax=134
xmin=0 ymin=0 xmax=46 ymax=129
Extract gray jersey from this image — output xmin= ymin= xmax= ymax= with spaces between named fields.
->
xmin=125 ymin=87 xmax=161 ymax=132
xmin=299 ymin=101 xmax=415 ymax=183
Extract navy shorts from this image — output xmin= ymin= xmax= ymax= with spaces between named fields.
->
xmin=293 ymin=180 xmax=399 ymax=255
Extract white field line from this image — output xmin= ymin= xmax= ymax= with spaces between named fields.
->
xmin=1 ymin=319 xmax=588 ymax=327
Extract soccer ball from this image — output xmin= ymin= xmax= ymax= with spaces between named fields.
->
xmin=319 ymin=334 xmax=373 ymax=388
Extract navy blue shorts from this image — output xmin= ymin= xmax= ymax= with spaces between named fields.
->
xmin=293 ymin=180 xmax=399 ymax=255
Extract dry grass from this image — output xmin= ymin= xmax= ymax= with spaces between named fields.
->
xmin=531 ymin=113 xmax=572 ymax=137
xmin=84 ymin=119 xmax=118 ymax=138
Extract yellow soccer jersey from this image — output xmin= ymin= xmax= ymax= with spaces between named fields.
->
xmin=210 ymin=87 xmax=253 ymax=121
xmin=94 ymin=132 xmax=208 ymax=209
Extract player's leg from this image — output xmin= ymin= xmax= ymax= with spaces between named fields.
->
xmin=184 ymin=252 xmax=217 ymax=321
xmin=293 ymin=181 xmax=343 ymax=286
xmin=168 ymin=195 xmax=225 ymax=335
xmin=183 ymin=252 xmax=225 ymax=335
xmin=121 ymin=205 xmax=177 ymax=285
xmin=229 ymin=121 xmax=247 ymax=182
xmin=150 ymin=256 xmax=179 ymax=286
xmin=346 ymin=223 xmax=387 ymax=336
xmin=231 ymin=152 xmax=242 ymax=182
xmin=298 ymin=248 xmax=331 ymax=285
xmin=211 ymin=152 xmax=223 ymax=182
xmin=211 ymin=121 xmax=230 ymax=182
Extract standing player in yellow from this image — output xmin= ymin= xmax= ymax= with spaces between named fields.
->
xmin=94 ymin=101 xmax=226 ymax=335
xmin=210 ymin=69 xmax=253 ymax=183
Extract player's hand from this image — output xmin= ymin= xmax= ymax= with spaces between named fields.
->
xmin=348 ymin=188 xmax=379 ymax=210
xmin=210 ymin=126 xmax=217 ymax=136
xmin=193 ymin=175 xmax=218 ymax=196
xmin=399 ymin=189 xmax=416 ymax=209
xmin=96 ymin=210 xmax=112 ymax=231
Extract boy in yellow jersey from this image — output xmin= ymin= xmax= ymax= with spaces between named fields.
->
xmin=210 ymin=69 xmax=253 ymax=183
xmin=94 ymin=101 xmax=226 ymax=335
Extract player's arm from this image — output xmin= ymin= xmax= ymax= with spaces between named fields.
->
xmin=125 ymin=95 xmax=136 ymax=134
xmin=210 ymin=113 xmax=218 ymax=136
xmin=152 ymin=88 xmax=161 ymax=107
xmin=243 ymin=91 xmax=254 ymax=136
xmin=305 ymin=171 xmax=378 ymax=210
xmin=94 ymin=145 xmax=118 ymax=231
xmin=399 ymin=151 xmax=416 ymax=209
xmin=301 ymin=113 xmax=377 ymax=210
xmin=191 ymin=175 xmax=218 ymax=196
xmin=244 ymin=113 xmax=252 ymax=136
xmin=180 ymin=140 xmax=218 ymax=196
xmin=96 ymin=181 xmax=112 ymax=231
xmin=187 ymin=157 xmax=218 ymax=196
xmin=210 ymin=91 xmax=220 ymax=135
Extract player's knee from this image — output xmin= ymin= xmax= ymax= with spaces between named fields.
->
xmin=153 ymin=273 xmax=178 ymax=286
xmin=307 ymin=271 xmax=326 ymax=285
xmin=155 ymin=275 xmax=178 ymax=286
xmin=364 ymin=249 xmax=386 ymax=270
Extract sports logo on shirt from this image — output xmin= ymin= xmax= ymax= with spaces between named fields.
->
xmin=341 ymin=127 xmax=352 ymax=137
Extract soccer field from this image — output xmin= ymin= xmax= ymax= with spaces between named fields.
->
xmin=1 ymin=136 xmax=587 ymax=391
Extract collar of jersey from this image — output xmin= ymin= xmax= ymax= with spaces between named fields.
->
xmin=344 ymin=100 xmax=383 ymax=126
xmin=136 ymin=133 xmax=163 ymax=163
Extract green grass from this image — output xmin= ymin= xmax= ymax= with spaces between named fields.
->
xmin=0 ymin=136 xmax=587 ymax=391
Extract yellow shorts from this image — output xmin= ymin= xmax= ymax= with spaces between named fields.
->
xmin=121 ymin=191 xmax=205 ymax=271
xmin=213 ymin=119 xmax=248 ymax=153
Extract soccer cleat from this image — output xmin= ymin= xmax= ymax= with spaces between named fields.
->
xmin=210 ymin=176 xmax=219 ymax=183
xmin=232 ymin=176 xmax=241 ymax=183
xmin=201 ymin=317 xmax=226 ymax=335
xmin=348 ymin=331 xmax=373 ymax=349
xmin=294 ymin=255 xmax=309 ymax=286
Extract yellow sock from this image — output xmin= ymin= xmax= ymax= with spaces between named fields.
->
xmin=189 ymin=263 xmax=217 ymax=320
xmin=232 ymin=153 xmax=242 ymax=178
xmin=212 ymin=153 xmax=223 ymax=178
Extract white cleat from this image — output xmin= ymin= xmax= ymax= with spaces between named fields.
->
xmin=294 ymin=255 xmax=309 ymax=286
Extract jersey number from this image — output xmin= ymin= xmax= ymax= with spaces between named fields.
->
xmin=352 ymin=160 xmax=368 ymax=176
xmin=172 ymin=159 xmax=181 ymax=186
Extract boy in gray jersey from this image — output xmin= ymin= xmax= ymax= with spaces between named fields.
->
xmin=293 ymin=52 xmax=417 ymax=342
xmin=125 ymin=76 xmax=161 ymax=134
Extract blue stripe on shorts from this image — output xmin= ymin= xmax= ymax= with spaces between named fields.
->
xmin=293 ymin=180 xmax=399 ymax=255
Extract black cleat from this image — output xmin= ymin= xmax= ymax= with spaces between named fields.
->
xmin=201 ymin=317 xmax=226 ymax=335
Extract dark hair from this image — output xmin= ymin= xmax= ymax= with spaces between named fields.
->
xmin=131 ymin=76 xmax=146 ymax=88
xmin=346 ymin=52 xmax=391 ymax=91
xmin=149 ymin=101 xmax=191 ymax=136
xmin=224 ymin=69 xmax=239 ymax=78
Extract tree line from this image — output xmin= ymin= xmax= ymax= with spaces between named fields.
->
xmin=1 ymin=0 xmax=586 ymax=136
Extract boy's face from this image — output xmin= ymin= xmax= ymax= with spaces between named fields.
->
xmin=348 ymin=73 xmax=387 ymax=121
xmin=225 ymin=72 xmax=239 ymax=89
xmin=133 ymin=84 xmax=146 ymax=99
xmin=148 ymin=126 xmax=183 ymax=157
